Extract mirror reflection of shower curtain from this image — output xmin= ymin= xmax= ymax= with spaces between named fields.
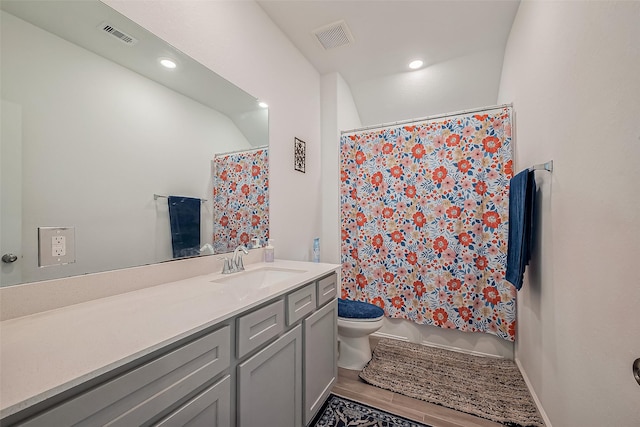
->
xmin=213 ymin=148 xmax=269 ymax=253
xmin=340 ymin=106 xmax=516 ymax=341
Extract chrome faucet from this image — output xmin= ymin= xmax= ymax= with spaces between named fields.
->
xmin=220 ymin=245 xmax=250 ymax=274
xmin=232 ymin=245 xmax=249 ymax=271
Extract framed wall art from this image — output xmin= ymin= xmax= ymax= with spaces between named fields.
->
xmin=294 ymin=137 xmax=306 ymax=173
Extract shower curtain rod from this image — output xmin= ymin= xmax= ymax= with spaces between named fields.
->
xmin=341 ymin=103 xmax=513 ymax=135
xmin=214 ymin=145 xmax=268 ymax=158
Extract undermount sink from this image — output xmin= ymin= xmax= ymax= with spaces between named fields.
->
xmin=212 ymin=267 xmax=307 ymax=288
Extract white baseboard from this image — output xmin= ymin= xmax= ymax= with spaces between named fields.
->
xmin=375 ymin=317 xmax=513 ymax=358
xmin=418 ymin=340 xmax=506 ymax=359
xmin=371 ymin=331 xmax=409 ymax=341
xmin=372 ymin=331 xmax=504 ymax=359
xmin=515 ymin=357 xmax=552 ymax=427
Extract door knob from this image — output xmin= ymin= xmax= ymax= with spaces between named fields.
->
xmin=2 ymin=253 xmax=18 ymax=263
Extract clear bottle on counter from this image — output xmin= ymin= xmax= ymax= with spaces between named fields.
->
xmin=313 ymin=237 xmax=320 ymax=263
xmin=264 ymin=239 xmax=275 ymax=262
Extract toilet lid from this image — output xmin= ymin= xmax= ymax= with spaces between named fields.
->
xmin=338 ymin=298 xmax=385 ymax=320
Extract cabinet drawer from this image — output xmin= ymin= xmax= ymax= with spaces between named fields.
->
xmin=19 ymin=326 xmax=231 ymax=427
xmin=236 ymin=299 xmax=285 ymax=358
xmin=286 ymin=282 xmax=316 ymax=325
xmin=154 ymin=375 xmax=231 ymax=427
xmin=317 ymin=273 xmax=337 ymax=307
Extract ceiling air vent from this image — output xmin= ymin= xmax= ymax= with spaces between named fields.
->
xmin=312 ymin=20 xmax=354 ymax=50
xmin=98 ymin=22 xmax=138 ymax=45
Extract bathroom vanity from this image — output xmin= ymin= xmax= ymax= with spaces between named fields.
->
xmin=0 ymin=260 xmax=339 ymax=427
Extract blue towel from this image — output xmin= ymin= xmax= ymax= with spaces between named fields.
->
xmin=168 ymin=196 xmax=201 ymax=258
xmin=506 ymin=170 xmax=536 ymax=290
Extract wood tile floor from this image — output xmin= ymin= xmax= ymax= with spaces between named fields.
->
xmin=331 ymin=339 xmax=504 ymax=427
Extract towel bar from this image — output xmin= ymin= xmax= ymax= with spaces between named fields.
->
xmin=528 ymin=160 xmax=553 ymax=172
xmin=154 ymin=194 xmax=208 ymax=203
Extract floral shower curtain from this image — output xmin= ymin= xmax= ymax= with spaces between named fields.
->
xmin=213 ymin=148 xmax=269 ymax=253
xmin=340 ymin=107 xmax=516 ymax=341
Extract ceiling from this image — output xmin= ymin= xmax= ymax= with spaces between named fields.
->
xmin=1 ymin=0 xmax=268 ymax=146
xmin=257 ymin=0 xmax=521 ymax=125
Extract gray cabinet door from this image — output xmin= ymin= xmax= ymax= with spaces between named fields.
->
xmin=154 ymin=375 xmax=231 ymax=427
xmin=237 ymin=325 xmax=302 ymax=427
xmin=303 ymin=299 xmax=337 ymax=425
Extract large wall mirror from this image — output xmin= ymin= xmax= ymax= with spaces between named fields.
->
xmin=0 ymin=0 xmax=269 ymax=286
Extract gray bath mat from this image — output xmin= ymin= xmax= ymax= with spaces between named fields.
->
xmin=359 ymin=338 xmax=544 ymax=427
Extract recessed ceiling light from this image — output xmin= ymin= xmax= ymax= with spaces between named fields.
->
xmin=159 ymin=58 xmax=177 ymax=69
xmin=409 ymin=59 xmax=424 ymax=70
xmin=258 ymin=101 xmax=269 ymax=109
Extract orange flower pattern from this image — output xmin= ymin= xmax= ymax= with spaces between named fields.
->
xmin=213 ymin=149 xmax=269 ymax=253
xmin=340 ymin=108 xmax=516 ymax=341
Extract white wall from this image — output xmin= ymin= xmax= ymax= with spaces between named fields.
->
xmin=1 ymin=11 xmax=251 ymax=283
xmin=320 ymin=72 xmax=361 ymax=264
xmin=352 ymin=47 xmax=507 ymax=126
xmin=104 ymin=0 xmax=322 ymax=262
xmin=498 ymin=1 xmax=640 ymax=425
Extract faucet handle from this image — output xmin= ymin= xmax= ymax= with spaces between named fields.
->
xmin=218 ymin=257 xmax=234 ymax=274
xmin=235 ymin=256 xmax=245 ymax=272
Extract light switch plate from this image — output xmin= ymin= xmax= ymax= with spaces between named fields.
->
xmin=38 ymin=227 xmax=76 ymax=267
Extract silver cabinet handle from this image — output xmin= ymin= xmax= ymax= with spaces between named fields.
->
xmin=2 ymin=253 xmax=18 ymax=263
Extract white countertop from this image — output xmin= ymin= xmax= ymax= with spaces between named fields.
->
xmin=0 ymin=260 xmax=339 ymax=419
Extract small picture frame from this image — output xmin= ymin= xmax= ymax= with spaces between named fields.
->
xmin=294 ymin=137 xmax=306 ymax=173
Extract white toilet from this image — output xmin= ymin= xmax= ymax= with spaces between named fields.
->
xmin=337 ymin=298 xmax=385 ymax=370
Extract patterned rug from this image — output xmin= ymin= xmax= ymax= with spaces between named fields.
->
xmin=360 ymin=338 xmax=544 ymax=427
xmin=311 ymin=393 xmax=431 ymax=427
